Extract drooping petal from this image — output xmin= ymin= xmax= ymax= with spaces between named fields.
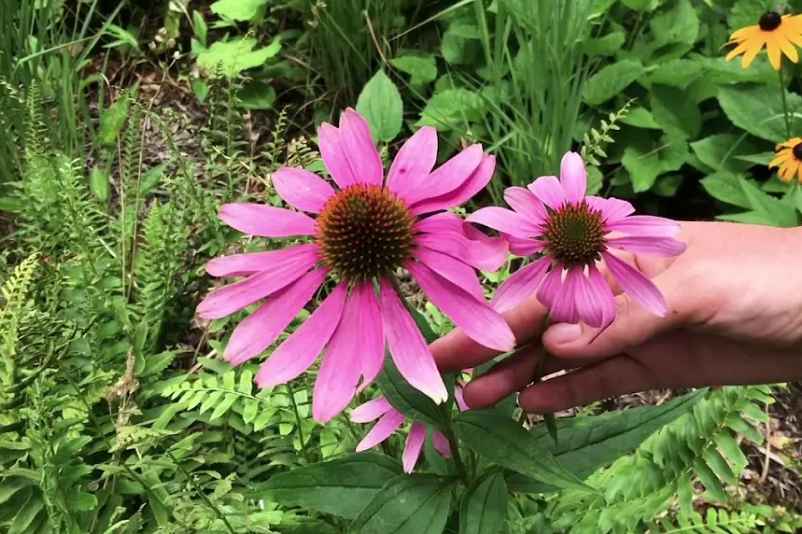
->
xmin=461 ymin=223 xmax=510 ymax=273
xmin=255 ymin=282 xmax=347 ymax=389
xmin=454 ymin=386 xmax=469 ymax=412
xmin=606 ymin=215 xmax=681 ymax=238
xmin=573 ymin=268 xmax=604 ymax=328
xmin=351 ymin=396 xmax=394 ymax=423
xmin=536 ymin=265 xmax=563 ymax=309
xmin=491 ymin=257 xmax=550 ymax=313
xmin=432 ymin=431 xmax=452 ymax=458
xmin=603 ymin=251 xmax=667 ymax=316
xmin=402 ymin=423 xmax=427 ymax=473
xmin=504 ymin=186 xmax=547 ymax=225
xmin=353 ymin=282 xmax=385 ymax=391
xmin=319 ymin=123 xmax=356 ymax=188
xmin=219 ymin=203 xmax=317 ymax=237
xmin=466 ymin=207 xmax=539 ymax=238
xmin=403 ymin=144 xmax=483 ymax=206
xmin=379 ymin=279 xmax=448 ymax=404
xmin=415 ymin=247 xmax=484 ymax=301
xmin=198 ymin=246 xmax=319 ymax=319
xmin=588 ymin=265 xmax=616 ymax=329
xmin=414 ymin=212 xmax=508 ymax=272
xmin=355 ymin=409 xmax=405 ymax=452
xmin=387 ymin=126 xmax=438 ymax=201
xmin=586 ymin=196 xmax=635 ymax=224
xmin=505 ymin=234 xmax=545 ymax=257
xmin=550 ymin=267 xmax=580 ymax=324
xmin=407 ymin=261 xmax=515 ymax=352
xmin=224 ymin=268 xmax=328 ymax=365
xmin=560 ymin=152 xmax=587 ymax=204
xmin=528 ymin=176 xmax=566 ymax=210
xmin=272 ymin=167 xmax=335 ymax=213
xmin=607 ymin=236 xmax=687 ymax=257
xmin=206 ymin=243 xmax=319 ymax=278
xmin=339 ymin=108 xmax=383 ymax=187
xmin=411 ymin=153 xmax=495 ymax=215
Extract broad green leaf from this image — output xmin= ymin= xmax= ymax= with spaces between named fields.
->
xmin=196 ymin=37 xmax=281 ymax=77
xmin=581 ymin=31 xmax=625 ymax=56
xmin=650 ymin=85 xmax=701 ymax=139
xmin=718 ymin=84 xmax=802 ymax=143
xmin=0 ymin=478 xmax=31 ymax=505
xmin=728 ymin=0 xmax=768 ymax=31
xmin=454 ymin=411 xmax=590 ymax=491
xmin=9 ymin=491 xmax=43 ymax=534
xmin=714 ymin=431 xmax=749 ymax=472
xmin=644 ymin=58 xmax=702 ymax=89
xmin=99 ymin=94 xmax=130 ymax=146
xmin=694 ymin=458 xmax=728 ymax=501
xmin=210 ymin=0 xmax=268 ymax=21
xmin=353 ymin=474 xmax=454 ymax=534
xmin=140 ymin=163 xmax=166 ymax=194
xmin=391 ymin=55 xmax=438 ymax=86
xmin=650 ymin=0 xmax=699 ymax=49
xmin=90 ymin=166 xmax=110 ymax=201
xmin=622 ymin=0 xmax=658 ymax=9
xmin=377 ymin=356 xmax=445 ymax=428
xmin=703 ymin=448 xmax=737 ymax=485
xmin=238 ymin=80 xmax=276 ymax=110
xmin=698 ymin=56 xmax=775 ymax=85
xmin=620 ymin=107 xmax=661 ymax=130
xmin=653 ymin=174 xmax=683 ymax=197
xmin=738 ymin=178 xmax=798 ymax=226
xmin=357 ymin=70 xmax=404 ymax=143
xmin=459 ymin=472 xmax=507 ymax=534
xmin=582 ymin=60 xmax=644 ymax=106
xmin=701 ymin=171 xmax=752 ymax=208
xmin=622 ymin=133 xmax=688 ymax=192
xmin=586 ymin=165 xmax=603 ymax=196
xmin=260 ymin=454 xmax=401 ymax=519
xmin=417 ymin=88 xmax=484 ymax=130
xmin=690 ymin=134 xmax=762 ymax=173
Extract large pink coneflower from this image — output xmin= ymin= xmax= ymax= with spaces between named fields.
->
xmin=197 ymin=108 xmax=514 ymax=423
xmin=351 ymin=389 xmax=469 ymax=473
xmin=468 ymin=152 xmax=686 ymax=329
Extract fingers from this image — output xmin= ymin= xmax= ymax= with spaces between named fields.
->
xmin=431 ymin=294 xmax=548 ymax=372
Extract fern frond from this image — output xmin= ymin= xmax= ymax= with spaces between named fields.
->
xmin=581 ymin=98 xmax=635 ymax=167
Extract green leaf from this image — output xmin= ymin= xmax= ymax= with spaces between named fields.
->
xmin=454 ymin=411 xmax=590 ymax=491
xmin=701 ymin=172 xmax=752 ymax=208
xmin=210 ymin=0 xmax=268 ymax=21
xmin=738 ymin=178 xmax=799 ymax=226
xmin=459 ymin=472 xmax=507 ymax=534
xmin=691 ymin=134 xmax=762 ymax=173
xmin=581 ymin=31 xmax=625 ymax=56
xmin=377 ymin=355 xmax=445 ymax=428
xmin=352 ymin=474 xmax=454 ymax=534
xmin=728 ymin=0 xmax=768 ymax=31
xmin=196 ymin=37 xmax=281 ymax=77
xmin=622 ymin=133 xmax=688 ymax=192
xmin=9 ymin=491 xmax=43 ymax=534
xmin=99 ymin=94 xmax=130 ymax=146
xmin=620 ymin=107 xmax=661 ymax=130
xmin=714 ymin=432 xmax=749 ymax=472
xmin=90 ymin=166 xmax=110 ymax=201
xmin=645 ymin=59 xmax=702 ymax=89
xmin=582 ymin=60 xmax=644 ymax=106
xmin=357 ymin=70 xmax=404 ymax=143
xmin=238 ymin=80 xmax=277 ymax=110
xmin=650 ymin=0 xmax=699 ymax=49
xmin=621 ymin=0 xmax=658 ymax=9
xmin=694 ymin=458 xmax=728 ymax=501
xmin=719 ymin=84 xmax=802 ymax=143
xmin=192 ymin=10 xmax=207 ymax=47
xmin=417 ymin=88 xmax=484 ymax=130
xmin=261 ymin=454 xmax=401 ymax=519
xmin=391 ymin=55 xmax=438 ymax=86
xmin=650 ymin=85 xmax=701 ymax=139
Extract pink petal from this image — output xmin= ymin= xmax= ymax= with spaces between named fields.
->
xmin=603 ymin=252 xmax=667 ymax=316
xmin=407 ymin=261 xmax=515 ymax=352
xmin=505 ymin=234 xmax=545 ymax=257
xmin=432 ymin=432 xmax=452 ymax=458
xmin=353 ymin=283 xmax=385 ymax=392
xmin=415 ymin=213 xmax=508 ymax=272
xmin=387 ymin=126 xmax=438 ymax=202
xmin=461 ymin=223 xmax=510 ymax=273
xmin=536 ymin=266 xmax=563 ymax=309
xmin=411 ymin=154 xmax=495 ymax=215
xmin=550 ymin=267 xmax=580 ymax=323
xmin=224 ymin=268 xmax=327 ymax=365
xmin=504 ymin=186 xmax=547 ymax=225
xmin=402 ymin=423 xmax=427 ymax=473
xmin=319 ymin=123 xmax=356 ymax=188
xmin=606 ymin=215 xmax=682 ymax=238
xmin=351 ymin=396 xmax=394 ymax=423
xmin=586 ymin=196 xmax=634 ymax=224
xmin=588 ymin=265 xmax=616 ymax=329
xmin=560 ymin=152 xmax=587 ymax=204
xmin=379 ymin=279 xmax=448 ymax=404
xmin=404 ymin=144 xmax=483 ymax=206
xmin=607 ymin=236 xmax=687 ymax=257
xmin=466 ymin=207 xmax=539 ymax=238
xmin=355 ymin=410 xmax=405 ymax=452
xmin=527 ymin=176 xmax=566 ymax=210
xmin=255 ymin=282 xmax=347 ymax=389
xmin=415 ymin=247 xmax=484 ymax=301
xmin=454 ymin=386 xmax=469 ymax=412
xmin=491 ymin=258 xmax=550 ymax=313
xmin=573 ymin=268 xmax=604 ymax=328
xmin=206 ymin=243 xmax=319 ymax=278
xmin=219 ymin=203 xmax=316 ymax=237
xmin=198 ymin=246 xmax=319 ymax=319
xmin=339 ymin=108 xmax=383 ymax=187
xmin=272 ymin=167 xmax=335 ymax=213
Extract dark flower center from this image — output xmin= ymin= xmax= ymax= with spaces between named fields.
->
xmin=794 ymin=142 xmax=802 ymax=161
xmin=316 ymin=184 xmax=415 ymax=284
xmin=542 ymin=201 xmax=606 ymax=267
xmin=759 ymin=11 xmax=782 ymax=31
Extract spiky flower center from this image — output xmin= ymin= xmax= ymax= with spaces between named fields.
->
xmin=542 ymin=201 xmax=606 ymax=267
xmin=793 ymin=142 xmax=802 ymax=161
xmin=316 ymin=184 xmax=415 ymax=284
xmin=759 ymin=11 xmax=782 ymax=31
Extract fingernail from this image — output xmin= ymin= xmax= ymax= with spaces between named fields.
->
xmin=546 ymin=323 xmax=582 ymax=345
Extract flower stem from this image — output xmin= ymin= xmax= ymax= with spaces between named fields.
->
xmin=443 ymin=423 xmax=469 ymax=483
xmin=286 ymin=382 xmax=312 ymax=464
xmin=779 ymin=66 xmax=791 ymax=138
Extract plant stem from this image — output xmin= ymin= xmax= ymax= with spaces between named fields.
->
xmin=779 ymin=66 xmax=791 ymax=138
xmin=286 ymin=381 xmax=312 ymax=463
xmin=166 ymin=450 xmax=236 ymax=534
xmin=443 ymin=424 xmax=469 ymax=484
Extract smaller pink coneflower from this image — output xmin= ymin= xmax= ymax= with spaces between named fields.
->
xmin=467 ymin=152 xmax=686 ymax=329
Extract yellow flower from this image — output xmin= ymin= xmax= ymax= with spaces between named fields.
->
xmin=770 ymin=137 xmax=802 ymax=183
xmin=725 ymin=11 xmax=802 ymax=70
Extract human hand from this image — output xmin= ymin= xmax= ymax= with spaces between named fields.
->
xmin=430 ymin=221 xmax=802 ymax=412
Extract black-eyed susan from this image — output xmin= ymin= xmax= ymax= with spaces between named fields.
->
xmin=726 ymin=11 xmax=802 ymax=70
xmin=770 ymin=137 xmax=802 ymax=183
